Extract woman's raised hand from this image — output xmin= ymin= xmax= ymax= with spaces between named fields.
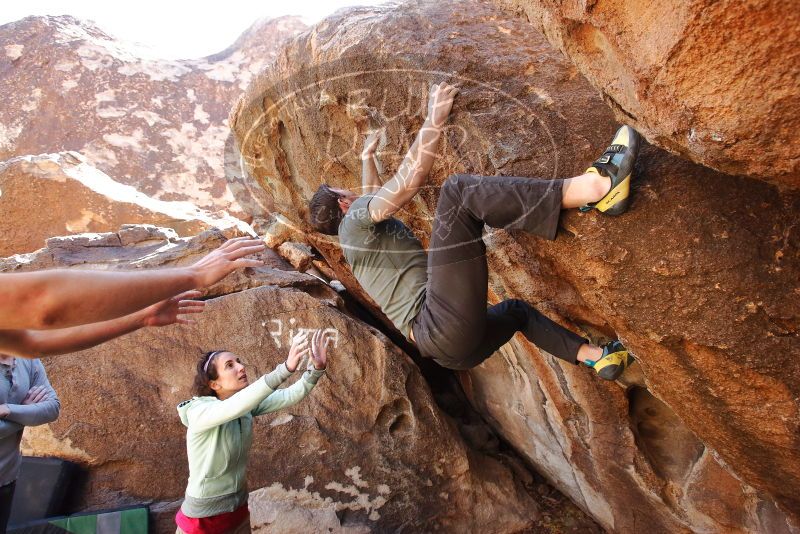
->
xmin=310 ymin=329 xmax=330 ymax=370
xmin=285 ymin=331 xmax=310 ymax=372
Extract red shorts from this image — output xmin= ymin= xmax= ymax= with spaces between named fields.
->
xmin=175 ymin=503 xmax=249 ymax=534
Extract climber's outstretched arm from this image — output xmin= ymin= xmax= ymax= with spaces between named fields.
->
xmin=0 ymin=237 xmax=264 ymax=330
xmin=361 ymin=131 xmax=382 ymax=195
xmin=368 ymin=82 xmax=458 ymax=223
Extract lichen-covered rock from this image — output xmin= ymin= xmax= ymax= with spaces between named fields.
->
xmin=230 ymin=0 xmax=800 ymax=531
xmin=493 ymin=0 xmax=800 ymax=187
xmin=0 ymin=15 xmax=306 ymax=218
xmin=0 ymin=152 xmax=252 ymax=256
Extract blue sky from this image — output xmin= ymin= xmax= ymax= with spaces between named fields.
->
xmin=0 ymin=0 xmax=392 ymax=59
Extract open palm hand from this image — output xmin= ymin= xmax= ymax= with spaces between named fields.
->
xmin=310 ymin=329 xmax=331 ymax=370
xmin=141 ymin=290 xmax=205 ymax=327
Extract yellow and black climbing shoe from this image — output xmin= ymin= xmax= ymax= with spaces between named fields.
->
xmin=580 ymin=125 xmax=641 ymax=216
xmin=585 ymin=340 xmax=635 ymax=381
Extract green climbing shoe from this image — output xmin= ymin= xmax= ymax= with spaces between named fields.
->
xmin=580 ymin=125 xmax=641 ymax=216
xmin=586 ymin=340 xmax=635 ymax=381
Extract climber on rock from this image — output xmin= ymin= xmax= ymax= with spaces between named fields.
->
xmin=176 ymin=329 xmax=330 ymax=534
xmin=308 ymin=82 xmax=636 ymax=380
xmin=0 ymin=237 xmax=266 ymax=359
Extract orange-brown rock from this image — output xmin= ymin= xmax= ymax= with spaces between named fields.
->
xmin=0 ymin=152 xmax=252 ymax=257
xmin=277 ymin=241 xmax=315 ymax=272
xmin=10 ymin=226 xmax=561 ymax=533
xmin=259 ymin=213 xmax=301 ymax=249
xmin=230 ymin=1 xmax=800 ymax=531
xmin=493 ymin=0 xmax=800 ymax=187
xmin=0 ymin=15 xmax=306 ymax=218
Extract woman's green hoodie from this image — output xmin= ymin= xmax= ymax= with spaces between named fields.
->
xmin=177 ymin=362 xmax=325 ymax=518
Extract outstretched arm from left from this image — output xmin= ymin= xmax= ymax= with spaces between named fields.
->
xmin=0 ymin=291 xmax=204 ymax=359
xmin=0 ymin=237 xmax=263 ymax=331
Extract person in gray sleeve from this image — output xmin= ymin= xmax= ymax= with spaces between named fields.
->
xmin=0 ymin=354 xmax=60 ymax=531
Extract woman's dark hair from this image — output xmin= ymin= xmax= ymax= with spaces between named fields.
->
xmin=308 ymin=184 xmax=344 ymax=235
xmin=193 ymin=350 xmax=224 ymax=397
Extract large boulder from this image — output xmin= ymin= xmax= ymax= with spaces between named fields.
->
xmin=9 ymin=227 xmax=566 ymax=533
xmin=0 ymin=15 xmax=306 ymax=218
xmin=230 ymin=1 xmax=800 ymax=532
xmin=0 ymin=152 xmax=251 ymax=256
xmin=493 ymin=0 xmax=800 ymax=187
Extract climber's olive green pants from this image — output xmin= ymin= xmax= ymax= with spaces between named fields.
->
xmin=411 ymin=174 xmax=587 ymax=370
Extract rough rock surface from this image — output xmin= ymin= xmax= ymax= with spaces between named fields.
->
xmin=0 ymin=15 xmax=306 ymax=217
xmin=493 ymin=0 xmax=800 ymax=187
xmin=230 ymin=1 xmax=800 ymax=532
xmin=12 ymin=228 xmax=558 ymax=534
xmin=258 ymin=214 xmax=301 ymax=249
xmin=0 ymin=152 xmax=251 ymax=257
xmin=277 ymin=241 xmax=315 ymax=272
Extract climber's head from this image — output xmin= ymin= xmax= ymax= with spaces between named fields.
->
xmin=308 ymin=184 xmax=358 ymax=235
xmin=194 ymin=350 xmax=249 ymax=399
